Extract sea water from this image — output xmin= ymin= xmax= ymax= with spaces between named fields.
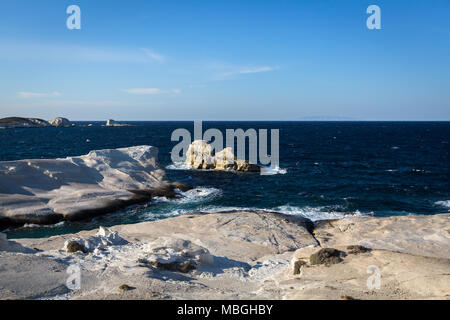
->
xmin=1 ymin=121 xmax=449 ymax=238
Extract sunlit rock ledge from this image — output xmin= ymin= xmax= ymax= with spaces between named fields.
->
xmin=0 ymin=145 xmax=185 ymax=230
xmin=0 ymin=211 xmax=448 ymax=300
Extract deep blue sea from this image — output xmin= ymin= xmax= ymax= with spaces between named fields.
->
xmin=2 ymin=121 xmax=450 ymax=239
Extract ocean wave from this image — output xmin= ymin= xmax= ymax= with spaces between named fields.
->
xmin=177 ymin=187 xmax=222 ymax=203
xmin=435 ymin=200 xmax=450 ymax=209
xmin=152 ymin=187 xmax=222 ymax=204
xmin=270 ymin=205 xmax=373 ymax=221
xmin=167 ymin=162 xmax=287 ymax=175
xmin=260 ymin=166 xmax=287 ymax=175
xmin=165 ymin=162 xmax=192 ymax=170
xmin=161 ymin=204 xmax=373 ymax=221
xmin=20 ymin=221 xmax=66 ymax=229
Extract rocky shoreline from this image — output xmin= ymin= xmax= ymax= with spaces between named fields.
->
xmin=1 ymin=211 xmax=448 ymax=300
xmin=0 ymin=146 xmax=191 ymax=230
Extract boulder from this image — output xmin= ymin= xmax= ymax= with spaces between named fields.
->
xmin=310 ymin=248 xmax=345 ymax=265
xmin=65 ymin=241 xmax=87 ymax=254
xmin=138 ymin=237 xmax=214 ymax=273
xmin=186 ymin=140 xmax=215 ymax=169
xmin=119 ymin=284 xmax=133 ymax=291
xmin=63 ymin=227 xmax=128 ymax=253
xmin=346 ymin=245 xmax=370 ymax=254
xmin=49 ymin=117 xmax=71 ymax=127
xmin=214 ymin=147 xmax=236 ymax=170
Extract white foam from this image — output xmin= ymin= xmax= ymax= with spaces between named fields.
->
xmin=163 ymin=204 xmax=373 ymax=222
xmin=20 ymin=221 xmax=66 ymax=229
xmin=435 ymin=200 xmax=450 ymax=210
xmin=152 ymin=187 xmax=222 ymax=204
xmin=271 ymin=205 xmax=373 ymax=221
xmin=166 ymin=162 xmax=192 ymax=170
xmin=177 ymin=187 xmax=222 ymax=203
xmin=168 ymin=162 xmax=287 ymax=175
xmin=260 ymin=166 xmax=287 ymax=175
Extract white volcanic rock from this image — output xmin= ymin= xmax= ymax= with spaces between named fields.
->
xmin=186 ymin=140 xmax=215 ymax=169
xmin=63 ymin=227 xmax=128 ymax=253
xmin=0 ymin=146 xmax=168 ymax=229
xmin=186 ymin=140 xmax=260 ymax=172
xmin=49 ymin=117 xmax=71 ymax=127
xmin=105 ymin=119 xmax=131 ymax=127
xmin=4 ymin=212 xmax=449 ymax=300
xmin=313 ymin=214 xmax=450 ymax=259
xmin=139 ymin=237 xmax=214 ymax=272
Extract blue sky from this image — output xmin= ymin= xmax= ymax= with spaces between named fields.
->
xmin=0 ymin=0 xmax=449 ymax=120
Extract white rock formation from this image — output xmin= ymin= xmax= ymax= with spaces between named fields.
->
xmin=139 ymin=237 xmax=214 ymax=272
xmin=0 ymin=146 xmax=167 ymax=228
xmin=3 ymin=212 xmax=448 ymax=300
xmin=186 ymin=140 xmax=260 ymax=172
xmin=49 ymin=117 xmax=71 ymax=127
xmin=63 ymin=226 xmax=128 ymax=252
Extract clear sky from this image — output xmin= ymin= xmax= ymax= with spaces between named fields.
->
xmin=0 ymin=0 xmax=449 ymax=121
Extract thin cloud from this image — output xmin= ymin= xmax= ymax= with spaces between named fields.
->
xmin=23 ymin=100 xmax=126 ymax=108
xmin=1 ymin=41 xmax=166 ymax=64
xmin=124 ymin=88 xmax=181 ymax=95
xmin=18 ymin=91 xmax=61 ymax=99
xmin=215 ymin=66 xmax=276 ymax=80
xmin=141 ymin=49 xmax=165 ymax=62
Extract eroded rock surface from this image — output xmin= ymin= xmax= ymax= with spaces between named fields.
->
xmin=0 ymin=146 xmax=168 ymax=229
xmin=138 ymin=237 xmax=214 ymax=273
xmin=1 ymin=212 xmax=449 ymax=300
xmin=313 ymin=214 xmax=450 ymax=258
xmin=186 ymin=140 xmax=261 ymax=173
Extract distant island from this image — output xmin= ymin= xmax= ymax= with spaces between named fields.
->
xmin=0 ymin=117 xmax=132 ymax=129
xmin=0 ymin=117 xmax=72 ymax=129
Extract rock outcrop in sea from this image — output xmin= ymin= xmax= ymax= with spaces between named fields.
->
xmin=186 ymin=140 xmax=261 ymax=172
xmin=49 ymin=117 xmax=71 ymax=127
xmin=0 ymin=145 xmax=184 ymax=230
xmin=0 ymin=117 xmax=52 ymax=129
xmin=106 ymin=119 xmax=132 ymax=127
xmin=0 ymin=117 xmax=73 ymax=129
